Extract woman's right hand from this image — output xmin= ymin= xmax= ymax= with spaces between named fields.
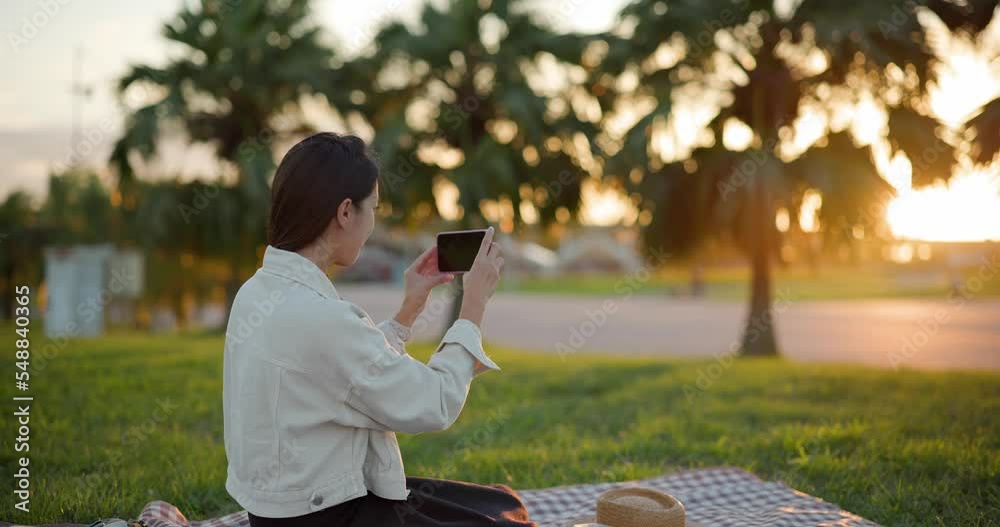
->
xmin=459 ymin=226 xmax=503 ymax=326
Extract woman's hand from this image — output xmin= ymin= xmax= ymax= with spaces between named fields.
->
xmin=459 ymin=227 xmax=503 ymax=327
xmin=394 ymin=246 xmax=455 ymax=327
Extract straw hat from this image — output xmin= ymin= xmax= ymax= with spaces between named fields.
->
xmin=590 ymin=487 xmax=686 ymax=527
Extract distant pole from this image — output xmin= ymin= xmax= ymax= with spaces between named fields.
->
xmin=70 ymin=45 xmax=92 ymax=165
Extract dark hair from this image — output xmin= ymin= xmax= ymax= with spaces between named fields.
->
xmin=268 ymin=132 xmax=379 ymax=252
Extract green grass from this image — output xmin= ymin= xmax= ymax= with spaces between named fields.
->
xmin=504 ymin=265 xmax=1000 ymax=300
xmin=1 ymin=331 xmax=998 ymax=526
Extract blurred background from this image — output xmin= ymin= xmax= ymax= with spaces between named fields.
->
xmin=2 ymin=2 xmax=1000 ymax=525
xmin=1 ymin=0 xmax=998 ymax=365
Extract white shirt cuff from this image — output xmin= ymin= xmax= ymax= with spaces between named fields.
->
xmin=376 ymin=318 xmax=410 ymax=355
xmin=384 ymin=318 xmax=411 ymax=342
xmin=438 ymin=318 xmax=501 ymax=374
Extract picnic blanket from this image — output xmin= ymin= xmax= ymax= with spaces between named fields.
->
xmin=132 ymin=468 xmax=877 ymax=527
xmin=131 ymin=468 xmax=877 ymax=527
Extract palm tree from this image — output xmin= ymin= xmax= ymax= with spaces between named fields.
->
xmin=597 ymin=0 xmax=994 ymax=355
xmin=109 ymin=0 xmax=343 ymax=312
xmin=351 ymin=0 xmax=601 ymax=326
xmin=929 ymin=0 xmax=998 ymax=164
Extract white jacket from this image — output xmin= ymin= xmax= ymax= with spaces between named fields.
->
xmin=223 ymin=246 xmax=501 ymax=518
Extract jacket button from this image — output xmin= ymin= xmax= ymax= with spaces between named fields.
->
xmin=312 ymin=495 xmax=323 ymax=506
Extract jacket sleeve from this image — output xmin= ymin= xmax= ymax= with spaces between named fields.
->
xmin=311 ymin=299 xmax=500 ymax=434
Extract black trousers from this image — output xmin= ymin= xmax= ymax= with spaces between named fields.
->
xmin=247 ymin=476 xmax=536 ymax=527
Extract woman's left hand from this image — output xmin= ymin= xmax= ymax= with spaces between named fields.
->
xmin=395 ymin=246 xmax=455 ymax=326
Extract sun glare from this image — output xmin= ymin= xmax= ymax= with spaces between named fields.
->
xmin=799 ymin=189 xmax=823 ymax=233
xmin=887 ymin=166 xmax=1000 ymax=242
xmin=882 ymin=24 xmax=1000 ymax=242
xmin=581 ymin=178 xmax=637 ymax=226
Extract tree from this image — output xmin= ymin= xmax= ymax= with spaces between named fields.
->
xmin=39 ymin=169 xmax=114 ymax=246
xmin=0 ymin=169 xmax=116 ymax=320
xmin=351 ymin=0 xmax=601 ymax=327
xmin=109 ymin=0 xmax=342 ymax=312
xmin=596 ymin=0 xmax=993 ymax=355
xmin=0 ymin=191 xmax=41 ymax=319
xmin=968 ymin=97 xmax=999 ymax=164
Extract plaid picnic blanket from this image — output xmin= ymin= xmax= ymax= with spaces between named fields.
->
xmin=136 ymin=468 xmax=878 ymax=527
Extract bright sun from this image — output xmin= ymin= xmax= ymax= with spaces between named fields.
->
xmin=791 ymin=27 xmax=1000 ymax=242
xmin=887 ymin=165 xmax=1000 ymax=242
xmin=882 ymin=33 xmax=1000 ymax=242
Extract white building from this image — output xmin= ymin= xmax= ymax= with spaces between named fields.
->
xmin=44 ymin=245 xmax=144 ymax=337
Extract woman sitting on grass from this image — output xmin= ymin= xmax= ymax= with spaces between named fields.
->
xmin=222 ymin=132 xmax=533 ymax=526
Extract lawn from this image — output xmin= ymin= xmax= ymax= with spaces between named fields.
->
xmin=1 ymin=330 xmax=998 ymax=526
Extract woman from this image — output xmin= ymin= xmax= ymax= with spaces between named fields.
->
xmin=223 ymin=132 xmax=535 ymax=526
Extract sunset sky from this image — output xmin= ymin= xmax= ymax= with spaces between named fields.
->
xmin=1 ymin=0 xmax=997 ymax=241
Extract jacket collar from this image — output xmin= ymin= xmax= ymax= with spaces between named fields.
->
xmin=260 ymin=245 xmax=341 ymax=300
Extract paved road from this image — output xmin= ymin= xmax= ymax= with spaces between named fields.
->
xmin=336 ymin=285 xmax=1000 ymax=372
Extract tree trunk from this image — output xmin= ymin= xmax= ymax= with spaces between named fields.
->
xmin=172 ymin=285 xmax=187 ymax=329
xmin=740 ymin=171 xmax=779 ymax=356
xmin=440 ymin=80 xmax=486 ymax=338
xmin=738 ymin=69 xmax=783 ymax=357
xmin=442 ymin=275 xmax=465 ymax=341
xmin=689 ymin=261 xmax=705 ymax=298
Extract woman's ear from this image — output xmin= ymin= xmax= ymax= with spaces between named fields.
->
xmin=335 ymin=198 xmax=354 ymax=229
